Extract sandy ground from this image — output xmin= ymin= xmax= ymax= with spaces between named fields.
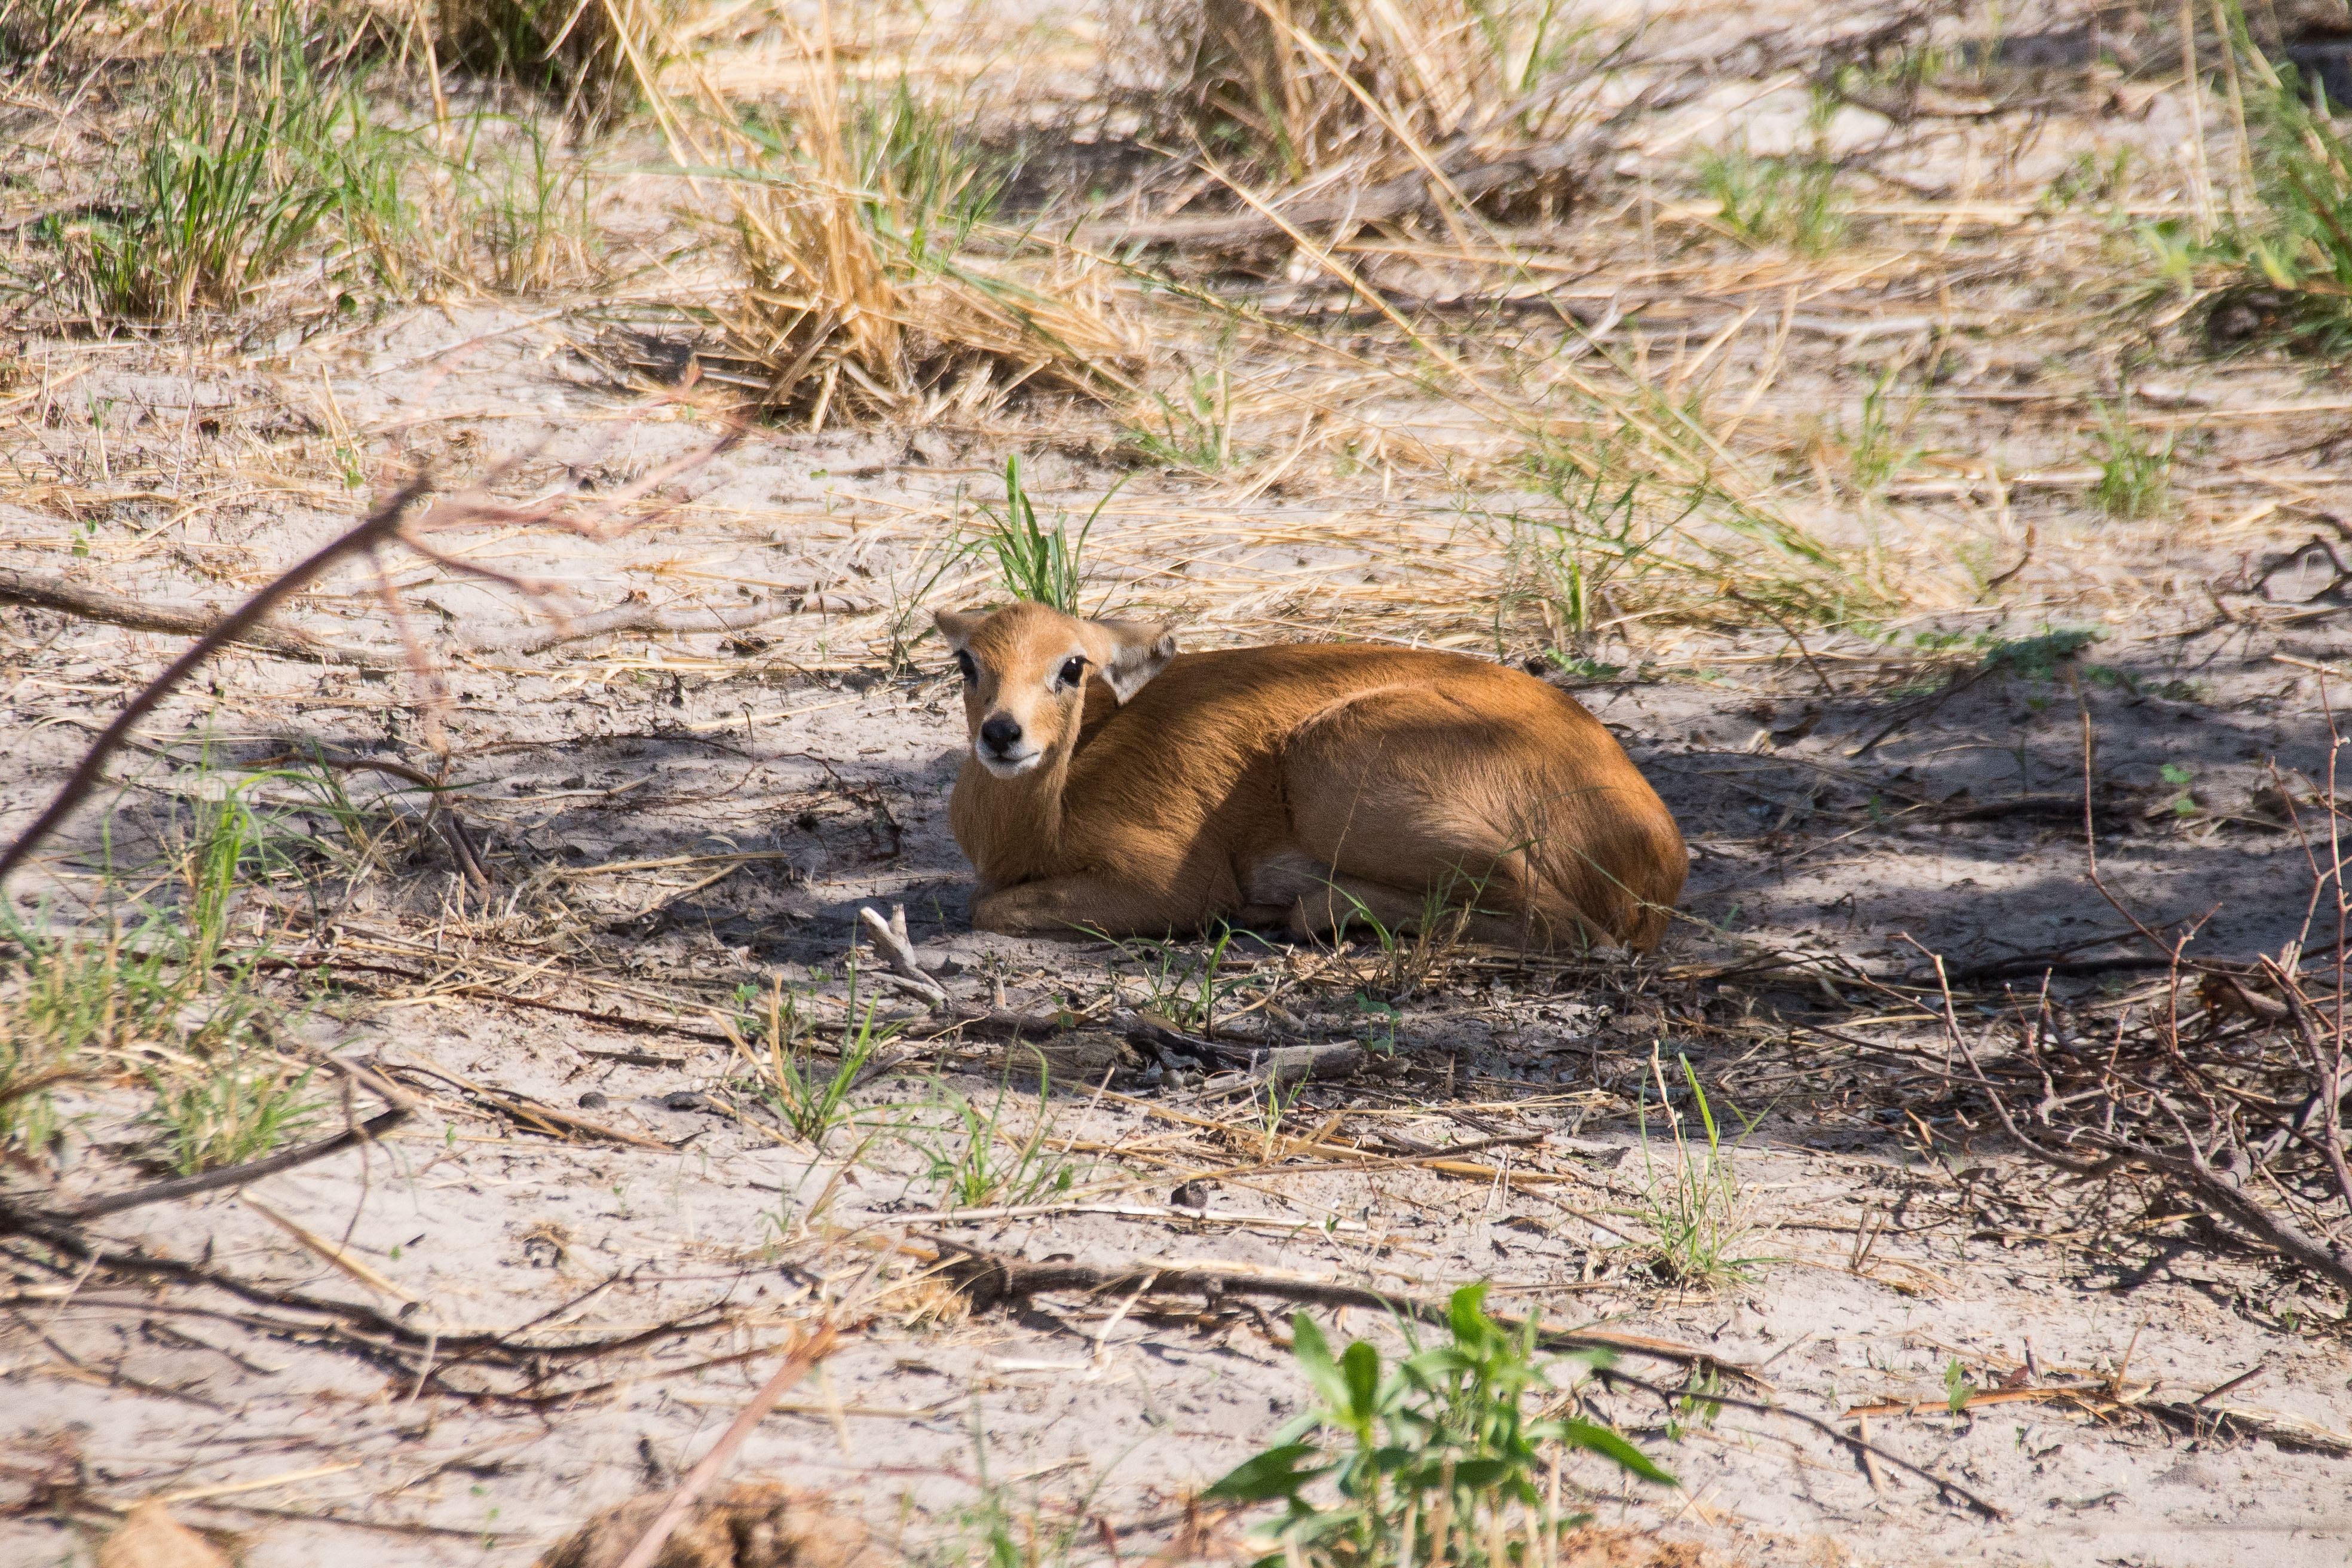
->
xmin=7 ymin=1 xmax=2352 ymax=1563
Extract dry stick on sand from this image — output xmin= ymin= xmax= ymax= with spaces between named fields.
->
xmin=918 ymin=1241 xmax=1763 ymax=1383
xmin=609 ymin=1255 xmax=884 ymax=1568
xmin=1 ymin=1054 xmax=419 ymax=1235
xmin=0 ymin=400 xmax=745 ymax=892
xmin=856 ymin=904 xmax=948 ymax=1004
xmin=608 ymin=1326 xmax=841 ymax=1568
xmin=0 ymin=566 xmax=391 ymax=666
xmin=919 ymin=1241 xmax=2007 ymax=1520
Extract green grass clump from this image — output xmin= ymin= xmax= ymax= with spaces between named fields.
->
xmin=722 ymin=976 xmax=885 ymax=1147
xmin=972 ymin=456 xmax=1123 ymax=614
xmin=841 ymin=75 xmax=1006 ymax=270
xmin=35 ymin=40 xmax=408 ymax=321
xmin=1127 ymin=350 xmax=1249 ymax=473
xmin=1204 ymin=1285 xmax=1673 ymax=1567
xmin=1637 ymin=1055 xmax=1769 ymax=1293
xmin=141 ymin=1048 xmax=321 ymax=1174
xmin=2186 ymin=2 xmax=2352 ymax=355
xmin=0 ymin=762 xmax=345 ymax=1172
xmin=1694 ymin=143 xmax=1849 ymax=255
xmin=2087 ymin=401 xmax=2172 ymax=519
xmin=911 ymin=1071 xmax=1079 ymax=1209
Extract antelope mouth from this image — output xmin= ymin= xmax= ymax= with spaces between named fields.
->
xmin=976 ymin=743 xmax=1043 ymax=777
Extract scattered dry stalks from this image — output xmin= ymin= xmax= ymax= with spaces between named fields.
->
xmin=711 ymin=53 xmax=1140 ymax=424
xmin=1120 ymin=0 xmax=1588 ymax=184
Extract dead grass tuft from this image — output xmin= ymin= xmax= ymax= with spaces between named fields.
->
xmin=712 ymin=59 xmax=1140 ymax=424
xmin=535 ymin=1483 xmax=892 ymax=1568
xmin=1119 ymin=0 xmax=1585 ymax=182
xmin=432 ymin=0 xmax=680 ymax=128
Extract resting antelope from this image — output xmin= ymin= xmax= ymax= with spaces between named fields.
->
xmin=934 ymin=603 xmax=1686 ymax=951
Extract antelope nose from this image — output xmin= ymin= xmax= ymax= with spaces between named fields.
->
xmin=979 ymin=715 xmax=1023 ymax=752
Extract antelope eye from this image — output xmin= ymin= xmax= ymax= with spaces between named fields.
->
xmin=954 ymin=650 xmax=976 ymax=681
xmin=1057 ymin=656 xmax=1087 ymax=688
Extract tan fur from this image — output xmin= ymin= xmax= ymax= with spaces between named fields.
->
xmin=935 ymin=603 xmax=1686 ymax=951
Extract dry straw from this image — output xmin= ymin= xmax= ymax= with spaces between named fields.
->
xmin=1118 ymin=0 xmax=1586 ymax=181
xmin=717 ymin=63 xmax=1140 ymax=425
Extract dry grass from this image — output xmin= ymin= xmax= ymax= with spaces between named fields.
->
xmin=428 ymin=0 xmax=682 ymax=127
xmin=717 ymin=79 xmax=1144 ymax=424
xmin=1119 ymin=0 xmax=1588 ymax=183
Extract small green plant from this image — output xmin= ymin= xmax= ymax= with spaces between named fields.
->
xmin=447 ymin=114 xmax=598 ymax=293
xmin=913 ymin=1073 xmax=1077 ymax=1208
xmin=1943 ymin=1357 xmax=1977 ymax=1416
xmin=2191 ymin=4 xmax=2352 ymax=354
xmin=0 ymin=926 xmax=88 ymax=1154
xmin=926 ymin=1407 xmax=1102 ymax=1568
xmin=2159 ymin=762 xmax=2202 ymax=818
xmin=1982 ymin=626 xmax=2100 ymax=681
xmin=971 ymin=456 xmax=1121 ymax=612
xmin=1694 ymin=143 xmax=1849 ymax=255
xmin=140 ymin=1047 xmax=321 ymax=1174
xmin=2088 ymin=400 xmax=2172 ymax=519
xmin=1834 ymin=368 xmax=1924 ymax=500
xmin=1665 ymin=1366 xmax=1726 ymax=1442
xmin=722 ymin=975 xmax=884 ymax=1147
xmin=884 ymin=522 xmax=982 ymax=672
xmin=1252 ymin=1070 xmax=1310 ymax=1162
xmin=1128 ymin=356 xmax=1248 ymax=472
xmin=1202 ymin=1287 xmax=1673 ymax=1568
xmin=2039 ymin=147 xmax=2134 ymax=215
xmin=1107 ymin=924 xmax=1241 ymax=1033
xmin=843 ymin=75 xmax=1006 ymax=271
xmin=1 ymin=765 xmax=305 ymax=1111
xmin=1636 ymin=1053 xmax=1767 ymax=1292
xmin=1502 ymin=466 xmax=1649 ymax=653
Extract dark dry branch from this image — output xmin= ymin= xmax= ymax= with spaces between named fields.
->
xmin=55 ymin=1107 xmax=410 ymax=1227
xmin=922 ymin=1239 xmax=2007 ymax=1520
xmin=0 ymin=567 xmax=391 ymax=666
xmin=1845 ymin=1378 xmax=2352 ymax=1456
xmin=454 ymin=592 xmax=854 ymax=655
xmin=917 ymin=1238 xmax=1763 ymax=1383
xmin=605 ymin=1251 xmax=875 ymax=1568
xmin=1930 ymin=977 xmax=2352 ymax=1296
xmin=0 ymin=473 xmax=436 ymax=890
xmin=384 ymin=1058 xmax=676 ymax=1150
xmin=1596 ymin=1364 xmax=2008 ymax=1520
xmin=2 ymin=1220 xmax=746 ymax=1398
xmin=0 ymin=402 xmax=745 ymax=892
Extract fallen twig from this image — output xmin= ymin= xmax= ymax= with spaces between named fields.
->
xmin=610 ymin=1255 xmax=881 ymax=1568
xmin=915 ymin=1239 xmax=1762 ymax=1385
xmin=386 ymin=1055 xmax=675 ymax=1152
xmin=454 ymin=592 xmax=849 ymax=655
xmin=0 ymin=565 xmax=390 ymax=666
xmin=2 ymin=1052 xmax=418 ymax=1237
xmin=0 ymin=396 xmax=745 ymax=893
xmin=856 ymin=904 xmax=948 ymax=1004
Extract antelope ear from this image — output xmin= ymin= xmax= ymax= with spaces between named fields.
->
xmin=1089 ymin=617 xmax=1177 ymax=703
xmin=933 ymin=608 xmax=987 ymax=650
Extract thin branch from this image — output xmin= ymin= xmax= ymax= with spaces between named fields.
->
xmin=0 ymin=567 xmax=390 ymax=666
xmin=0 ymin=474 xmax=436 ymax=890
xmin=918 ymin=1239 xmax=1765 ymax=1385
